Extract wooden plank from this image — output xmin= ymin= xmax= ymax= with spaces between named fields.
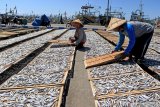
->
xmin=89 ymin=79 xmax=96 ymax=97
xmin=68 ymin=47 xmax=76 ymax=70
xmin=149 ymin=67 xmax=160 ymax=76
xmin=0 ymin=31 xmax=18 ymax=38
xmin=14 ymin=29 xmax=35 ymax=34
xmin=95 ymin=100 xmax=99 ymax=107
xmin=84 ymin=51 xmax=123 ymax=68
xmin=5 ymin=28 xmax=25 ymax=32
xmin=57 ymin=86 xmax=64 ymax=107
xmin=0 ymin=84 xmax=62 ymax=91
xmin=87 ymin=69 xmax=92 ymax=80
xmin=0 ymin=31 xmax=18 ymax=35
xmin=61 ymin=70 xmax=70 ymax=85
xmin=97 ymin=88 xmax=160 ymax=99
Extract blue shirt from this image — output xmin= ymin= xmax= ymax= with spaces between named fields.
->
xmin=114 ymin=23 xmax=136 ymax=55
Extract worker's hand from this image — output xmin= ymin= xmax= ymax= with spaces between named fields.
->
xmin=70 ymin=43 xmax=76 ymax=46
xmin=69 ymin=40 xmax=72 ymax=43
xmin=111 ymin=50 xmax=117 ymax=54
xmin=69 ymin=39 xmax=72 ymax=43
xmin=115 ymin=52 xmax=128 ymax=61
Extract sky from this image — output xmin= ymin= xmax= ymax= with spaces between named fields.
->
xmin=0 ymin=0 xmax=159 ymax=20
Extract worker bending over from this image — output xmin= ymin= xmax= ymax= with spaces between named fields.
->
xmin=107 ymin=18 xmax=154 ymax=63
xmin=69 ymin=19 xmax=86 ymax=49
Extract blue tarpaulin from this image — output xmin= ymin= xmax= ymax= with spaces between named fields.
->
xmin=41 ymin=14 xmax=50 ymax=23
xmin=32 ymin=18 xmax=42 ymax=26
xmin=32 ymin=14 xmax=50 ymax=26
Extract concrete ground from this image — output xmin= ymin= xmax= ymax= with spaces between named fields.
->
xmin=65 ymin=49 xmax=95 ymax=107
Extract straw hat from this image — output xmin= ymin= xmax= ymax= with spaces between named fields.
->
xmin=71 ymin=19 xmax=83 ymax=27
xmin=107 ymin=18 xmax=127 ymax=31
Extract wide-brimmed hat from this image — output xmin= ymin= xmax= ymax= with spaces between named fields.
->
xmin=107 ymin=18 xmax=127 ymax=31
xmin=71 ymin=19 xmax=83 ymax=27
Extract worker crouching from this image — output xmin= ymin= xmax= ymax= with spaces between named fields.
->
xmin=107 ymin=18 xmax=154 ymax=63
xmin=69 ymin=19 xmax=86 ymax=49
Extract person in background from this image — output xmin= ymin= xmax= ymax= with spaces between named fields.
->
xmin=107 ymin=18 xmax=154 ymax=63
xmin=69 ymin=19 xmax=86 ymax=49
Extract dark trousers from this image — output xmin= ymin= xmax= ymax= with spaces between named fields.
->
xmin=69 ymin=37 xmax=85 ymax=49
xmin=130 ymin=30 xmax=154 ymax=60
xmin=76 ymin=42 xmax=85 ymax=49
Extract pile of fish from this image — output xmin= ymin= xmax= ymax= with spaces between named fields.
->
xmin=0 ymin=29 xmax=52 ymax=49
xmin=0 ymin=29 xmax=67 ymax=74
xmin=0 ymin=86 xmax=63 ymax=107
xmin=91 ymin=72 xmax=160 ymax=96
xmin=0 ymin=43 xmax=75 ymax=89
xmin=88 ymin=61 xmax=143 ymax=79
xmin=149 ymin=35 xmax=160 ymax=53
xmin=84 ymin=31 xmax=114 ymax=59
xmin=141 ymin=32 xmax=160 ymax=75
xmin=96 ymin=90 xmax=160 ymax=107
xmin=0 ymin=29 xmax=76 ymax=106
